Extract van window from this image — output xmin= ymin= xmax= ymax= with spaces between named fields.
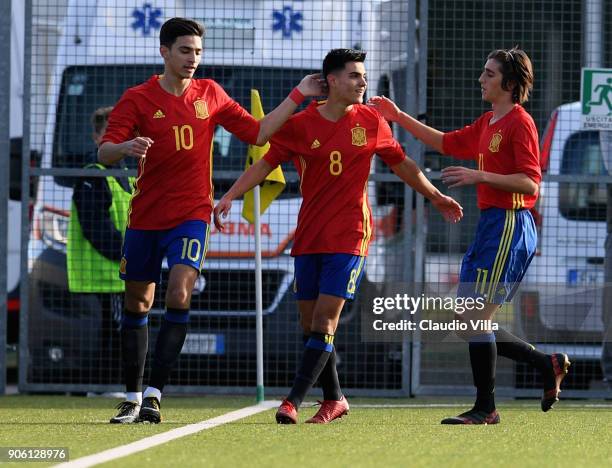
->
xmin=52 ymin=64 xmax=310 ymax=195
xmin=559 ymin=130 xmax=606 ymax=221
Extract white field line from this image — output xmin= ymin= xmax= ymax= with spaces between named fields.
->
xmin=53 ymin=400 xmax=281 ymax=468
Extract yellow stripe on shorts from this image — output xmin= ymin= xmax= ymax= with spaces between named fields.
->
xmin=486 ymin=210 xmax=516 ymax=301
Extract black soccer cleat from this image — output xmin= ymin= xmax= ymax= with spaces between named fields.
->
xmin=541 ymin=353 xmax=571 ymax=412
xmin=138 ymin=396 xmax=162 ymax=424
xmin=109 ymin=401 xmax=141 ymax=424
xmin=441 ymin=408 xmax=500 ymax=425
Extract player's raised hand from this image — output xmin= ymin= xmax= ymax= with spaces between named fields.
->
xmin=367 ymin=96 xmax=401 ymax=122
xmin=441 ymin=166 xmax=483 ymax=188
xmin=213 ymin=197 xmax=232 ymax=232
xmin=297 ymin=73 xmax=328 ymax=97
xmin=123 ymin=137 xmax=154 ymax=159
xmin=431 ymin=194 xmax=463 ymax=223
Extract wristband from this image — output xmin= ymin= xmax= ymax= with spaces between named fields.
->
xmin=289 ymin=87 xmax=305 ymax=105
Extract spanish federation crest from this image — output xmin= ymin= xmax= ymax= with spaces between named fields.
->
xmin=194 ymin=100 xmax=209 ymax=119
xmin=488 ymin=131 xmax=502 ymax=153
xmin=351 ymin=125 xmax=367 ymax=146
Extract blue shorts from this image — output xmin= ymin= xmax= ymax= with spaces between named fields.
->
xmin=457 ymin=208 xmax=536 ymax=304
xmin=119 ymin=220 xmax=210 ymax=284
xmin=293 ymin=254 xmax=366 ymax=300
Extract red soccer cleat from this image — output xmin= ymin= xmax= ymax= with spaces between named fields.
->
xmin=276 ymin=399 xmax=298 ymax=424
xmin=305 ymin=396 xmax=350 ymax=424
xmin=541 ymin=353 xmax=571 ymax=412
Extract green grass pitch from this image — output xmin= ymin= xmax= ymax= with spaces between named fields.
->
xmin=1 ymin=395 xmax=611 ymax=467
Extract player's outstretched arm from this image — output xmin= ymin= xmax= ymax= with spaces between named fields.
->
xmin=255 ymin=74 xmax=326 ymax=146
xmin=390 ymin=158 xmax=463 ymax=223
xmin=98 ymin=137 xmax=154 ymax=165
xmin=442 ymin=166 xmax=539 ymax=195
xmin=368 ymin=96 xmax=445 ymax=154
xmin=213 ymin=159 xmax=275 ymax=231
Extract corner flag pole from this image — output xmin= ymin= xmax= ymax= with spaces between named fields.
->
xmin=254 ymin=184 xmax=264 ymax=403
xmin=244 ymin=89 xmax=285 ymax=403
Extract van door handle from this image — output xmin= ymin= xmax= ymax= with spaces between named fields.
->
xmin=586 ymin=257 xmax=604 ymax=265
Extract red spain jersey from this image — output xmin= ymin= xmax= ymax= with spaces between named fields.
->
xmin=263 ymin=101 xmax=406 ymax=256
xmin=101 ymin=75 xmax=260 ymax=229
xmin=442 ymin=105 xmax=541 ymax=210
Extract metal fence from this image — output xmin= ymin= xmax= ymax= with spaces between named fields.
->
xmin=6 ymin=0 xmax=610 ymax=399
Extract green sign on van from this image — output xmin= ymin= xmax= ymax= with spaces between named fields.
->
xmin=581 ymin=68 xmax=612 ymax=130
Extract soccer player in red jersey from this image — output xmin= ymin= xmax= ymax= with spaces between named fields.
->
xmin=369 ymin=47 xmax=571 ymax=424
xmin=214 ymin=49 xmax=463 ymax=424
xmin=98 ymin=17 xmax=325 ymax=424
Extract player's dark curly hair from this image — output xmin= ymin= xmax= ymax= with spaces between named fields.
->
xmin=322 ymin=48 xmax=367 ymax=82
xmin=487 ymin=47 xmax=534 ymax=104
xmin=160 ymin=18 xmax=205 ymax=48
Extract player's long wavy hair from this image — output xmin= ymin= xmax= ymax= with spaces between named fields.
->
xmin=488 ymin=47 xmax=534 ymax=104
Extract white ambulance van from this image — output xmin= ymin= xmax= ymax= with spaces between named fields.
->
xmin=517 ymin=101 xmax=607 ymax=386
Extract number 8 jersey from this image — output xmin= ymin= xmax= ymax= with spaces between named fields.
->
xmin=263 ymin=101 xmax=406 ymax=257
xmin=101 ymin=75 xmax=260 ymax=229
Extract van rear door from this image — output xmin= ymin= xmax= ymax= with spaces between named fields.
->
xmin=538 ymin=128 xmax=606 ymax=334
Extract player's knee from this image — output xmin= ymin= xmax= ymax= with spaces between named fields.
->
xmin=165 ymin=286 xmax=191 ymax=308
xmin=125 ymin=296 xmax=153 ymax=313
xmin=310 ymin=316 xmax=336 ymax=335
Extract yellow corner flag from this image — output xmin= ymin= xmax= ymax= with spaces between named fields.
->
xmin=242 ymin=89 xmax=286 ymax=224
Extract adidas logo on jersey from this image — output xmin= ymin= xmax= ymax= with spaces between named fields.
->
xmin=153 ymin=109 xmax=165 ymax=119
xmin=311 ymin=139 xmax=320 ymax=149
